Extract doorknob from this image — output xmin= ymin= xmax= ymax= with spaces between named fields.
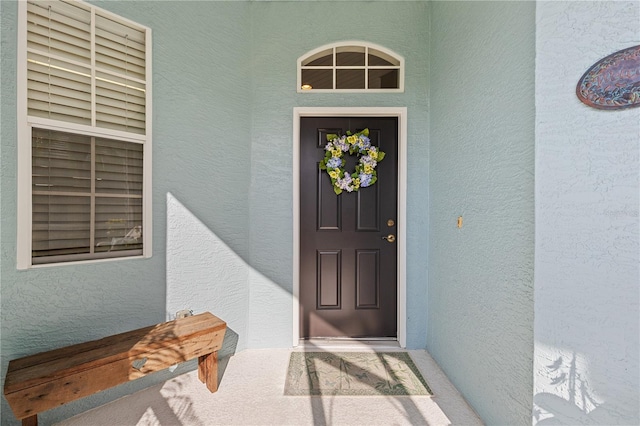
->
xmin=382 ymin=234 xmax=396 ymax=243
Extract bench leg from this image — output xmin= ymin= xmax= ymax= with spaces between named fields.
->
xmin=198 ymin=352 xmax=219 ymax=393
xmin=22 ymin=415 xmax=37 ymax=426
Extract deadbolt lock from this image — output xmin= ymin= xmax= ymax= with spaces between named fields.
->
xmin=382 ymin=234 xmax=396 ymax=243
xmin=387 ymin=219 xmax=395 ymax=227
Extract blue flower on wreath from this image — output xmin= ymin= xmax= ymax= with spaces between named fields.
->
xmin=359 ymin=173 xmax=373 ymax=187
xmin=356 ymin=135 xmax=371 ymax=153
xmin=326 ymin=157 xmax=342 ymax=169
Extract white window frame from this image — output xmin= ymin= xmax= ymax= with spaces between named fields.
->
xmin=16 ymin=0 xmax=153 ymax=269
xmin=297 ymin=41 xmax=405 ymax=93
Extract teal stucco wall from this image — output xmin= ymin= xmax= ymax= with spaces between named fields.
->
xmin=1 ymin=1 xmax=253 ymax=423
xmin=0 ymin=1 xmax=429 ymax=423
xmin=5 ymin=1 xmax=636 ymax=425
xmin=534 ymin=2 xmax=640 ymax=424
xmin=428 ymin=1 xmax=536 ymax=424
xmin=247 ymin=0 xmax=430 ymax=349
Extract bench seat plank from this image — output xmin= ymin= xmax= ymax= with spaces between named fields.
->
xmin=4 ymin=312 xmax=226 ymax=421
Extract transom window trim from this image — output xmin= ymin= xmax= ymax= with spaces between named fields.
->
xmin=297 ymin=42 xmax=405 ymax=93
xmin=16 ymin=0 xmax=152 ymax=269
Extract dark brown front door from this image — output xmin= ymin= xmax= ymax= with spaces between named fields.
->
xmin=300 ymin=117 xmax=398 ymax=338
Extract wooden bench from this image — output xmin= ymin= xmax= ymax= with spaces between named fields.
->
xmin=4 ymin=312 xmax=226 ymax=426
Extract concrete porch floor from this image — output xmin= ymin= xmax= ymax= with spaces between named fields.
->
xmin=57 ymin=347 xmax=483 ymax=426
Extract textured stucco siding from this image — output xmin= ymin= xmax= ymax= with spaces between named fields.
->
xmin=0 ymin=1 xmax=430 ymax=423
xmin=247 ymin=1 xmax=430 ymax=349
xmin=148 ymin=0 xmax=253 ymax=356
xmin=534 ymin=2 xmax=640 ymax=425
xmin=1 ymin=2 xmax=253 ymax=424
xmin=3 ymin=0 xmax=637 ymax=424
xmin=428 ymin=2 xmax=536 ymax=424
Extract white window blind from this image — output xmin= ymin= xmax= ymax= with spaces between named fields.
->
xmin=32 ymin=128 xmax=143 ymax=263
xmin=26 ymin=0 xmax=147 ymax=134
xmin=95 ymin=13 xmax=146 ymax=134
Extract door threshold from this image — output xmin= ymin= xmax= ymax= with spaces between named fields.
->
xmin=295 ymin=338 xmax=402 ymax=351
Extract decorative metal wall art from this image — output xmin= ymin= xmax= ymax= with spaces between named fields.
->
xmin=576 ymin=45 xmax=640 ymax=110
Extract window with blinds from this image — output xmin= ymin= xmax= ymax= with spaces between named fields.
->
xmin=18 ymin=0 xmax=151 ymax=268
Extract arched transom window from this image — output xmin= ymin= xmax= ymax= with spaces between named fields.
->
xmin=298 ymin=42 xmax=404 ymax=92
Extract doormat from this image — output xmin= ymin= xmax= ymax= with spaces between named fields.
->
xmin=284 ymin=352 xmax=432 ymax=396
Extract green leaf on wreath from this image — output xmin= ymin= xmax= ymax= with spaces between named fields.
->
xmin=361 ymin=128 xmax=369 ymax=137
xmin=319 ymin=163 xmax=327 ymax=170
xmin=326 ymin=134 xmax=338 ymax=141
xmin=334 ymin=186 xmax=343 ymax=195
xmin=370 ymin=176 xmax=377 ymax=185
xmin=377 ymin=152 xmax=386 ymax=161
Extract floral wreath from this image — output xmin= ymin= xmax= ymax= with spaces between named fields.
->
xmin=319 ymin=128 xmax=385 ymax=195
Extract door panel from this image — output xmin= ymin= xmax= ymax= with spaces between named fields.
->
xmin=356 ymin=189 xmax=380 ymax=231
xmin=300 ymin=117 xmax=398 ymax=338
xmin=317 ymin=250 xmax=341 ymax=308
xmin=317 ymin=168 xmax=341 ymax=230
xmin=356 ymin=249 xmax=380 ymax=308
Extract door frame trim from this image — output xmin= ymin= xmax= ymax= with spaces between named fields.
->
xmin=292 ymin=107 xmax=408 ymax=348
